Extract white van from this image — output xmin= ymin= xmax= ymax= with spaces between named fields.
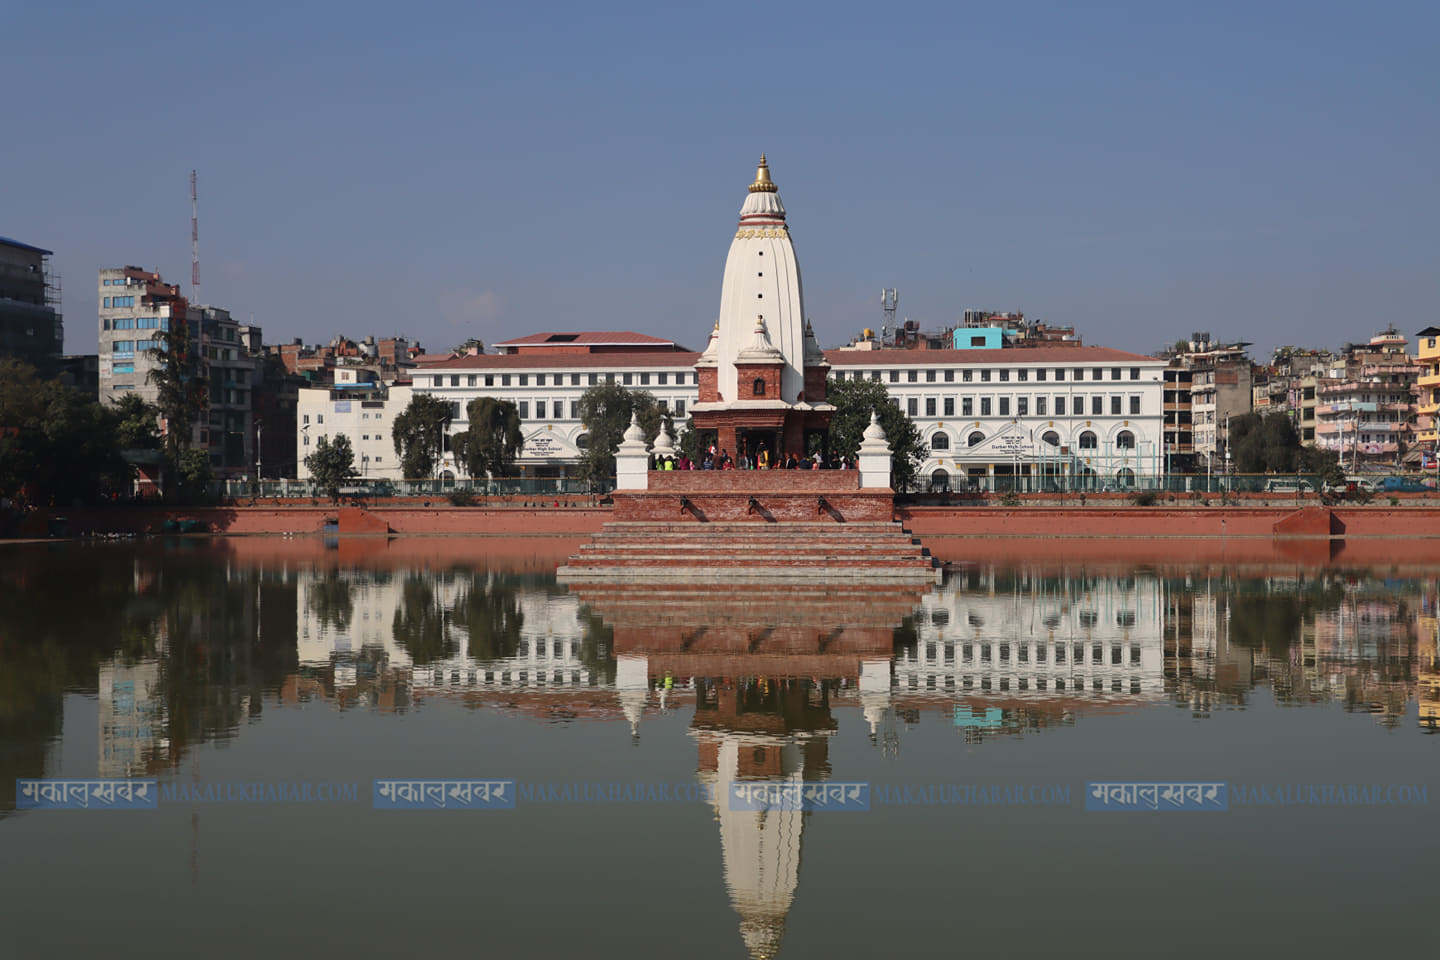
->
xmin=1264 ymin=479 xmax=1314 ymax=493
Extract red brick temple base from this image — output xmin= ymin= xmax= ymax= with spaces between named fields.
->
xmin=557 ymin=470 xmax=938 ymax=583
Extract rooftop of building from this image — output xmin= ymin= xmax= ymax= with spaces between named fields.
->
xmin=495 ymin=331 xmax=683 ymax=350
xmin=0 ymin=236 xmax=52 ymax=256
xmin=419 ymin=350 xmax=705 ymax=370
xmin=824 ymin=345 xmax=1163 ymax=365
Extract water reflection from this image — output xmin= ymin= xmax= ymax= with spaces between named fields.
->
xmin=3 ymin=539 xmax=1439 ymax=955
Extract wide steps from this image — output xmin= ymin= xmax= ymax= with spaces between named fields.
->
xmin=557 ymin=519 xmax=938 ymax=583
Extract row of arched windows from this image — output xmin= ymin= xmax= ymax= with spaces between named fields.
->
xmin=929 ymin=430 xmax=1136 ymax=452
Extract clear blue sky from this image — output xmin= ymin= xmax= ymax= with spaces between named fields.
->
xmin=6 ymin=0 xmax=1436 ymax=360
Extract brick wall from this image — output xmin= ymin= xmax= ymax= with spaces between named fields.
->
xmin=647 ymin=470 xmax=861 ymax=492
xmin=613 ymin=489 xmax=892 ymax=522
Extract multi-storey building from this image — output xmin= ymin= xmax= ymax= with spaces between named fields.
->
xmin=295 ymin=373 xmax=413 ymax=482
xmin=98 ymin=267 xmax=262 ymax=477
xmin=1180 ymin=337 xmax=1253 ymax=471
xmin=1162 ymin=361 xmax=1195 ymax=470
xmin=1315 ymin=327 xmax=1419 ymax=470
xmin=0 ymin=236 xmax=63 ymax=368
xmin=1412 ymin=326 xmax=1439 ymax=452
xmin=414 ymin=333 xmax=700 ymax=482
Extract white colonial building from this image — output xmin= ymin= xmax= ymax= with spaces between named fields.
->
xmin=340 ymin=158 xmax=1166 ymax=488
xmin=295 ymin=374 xmax=413 ymax=482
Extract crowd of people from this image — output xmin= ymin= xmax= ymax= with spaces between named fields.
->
xmin=652 ymin=446 xmax=854 ymax=471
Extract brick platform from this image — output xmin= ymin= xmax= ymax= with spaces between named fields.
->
xmin=613 ymin=469 xmax=895 ymax=523
xmin=556 ymin=520 xmax=939 ymax=582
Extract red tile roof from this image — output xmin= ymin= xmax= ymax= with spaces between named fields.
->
xmin=823 ymin=346 xmax=1163 ymax=365
xmin=420 ymin=351 xmax=703 ymax=370
xmin=495 ymin=331 xmax=679 ymax=347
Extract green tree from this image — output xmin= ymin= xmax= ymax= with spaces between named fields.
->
xmin=1299 ymin=444 xmax=1345 ymax=486
xmin=145 ymin=315 xmax=207 ymax=464
xmin=392 ymin=394 xmax=453 ymax=479
xmin=177 ymin=449 xmax=214 ymax=502
xmin=452 ymin=397 xmax=523 ymax=480
xmin=113 ymin=392 xmax=161 ymax=451
xmin=305 ymin=434 xmax=357 ymax=502
xmin=0 ymin=358 xmax=129 ymax=505
xmin=575 ymin=382 xmax=663 ymax=482
xmin=824 ymin=376 xmax=924 ymax=492
xmin=1232 ymin=411 xmax=1302 ymax=473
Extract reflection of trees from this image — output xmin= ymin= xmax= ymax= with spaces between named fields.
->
xmin=1227 ymin=580 xmax=1345 ymax=657
xmin=392 ymin=576 xmax=456 ymax=665
xmin=153 ymin=557 xmax=299 ymax=765
xmin=307 ymin=570 xmax=355 ymax=633
xmin=450 ymin=572 xmax=525 ymax=661
xmin=577 ymin=607 xmax=615 ymax=686
xmin=0 ymin=544 xmax=160 ymax=811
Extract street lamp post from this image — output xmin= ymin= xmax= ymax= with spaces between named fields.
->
xmin=254 ymin=418 xmax=263 ymax=490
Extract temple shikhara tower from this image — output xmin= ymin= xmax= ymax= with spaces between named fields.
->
xmin=690 ymin=156 xmax=833 ymax=462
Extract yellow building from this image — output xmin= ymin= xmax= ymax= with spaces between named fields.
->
xmin=1415 ymin=326 xmax=1440 ymax=447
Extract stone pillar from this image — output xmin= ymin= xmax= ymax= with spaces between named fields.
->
xmin=615 ymin=412 xmax=651 ymax=490
xmin=857 ymin=411 xmax=893 ymax=489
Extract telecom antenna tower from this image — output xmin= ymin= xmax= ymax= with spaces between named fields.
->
xmin=190 ymin=170 xmax=200 ymax=305
xmin=880 ymin=288 xmax=898 ymax=344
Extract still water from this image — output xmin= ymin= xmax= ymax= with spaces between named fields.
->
xmin=2 ymin=537 xmax=1437 ymax=958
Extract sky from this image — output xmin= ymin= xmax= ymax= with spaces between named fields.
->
xmin=4 ymin=0 xmax=1436 ymax=361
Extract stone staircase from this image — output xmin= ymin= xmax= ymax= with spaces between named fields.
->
xmin=556 ymin=520 xmax=938 ymax=583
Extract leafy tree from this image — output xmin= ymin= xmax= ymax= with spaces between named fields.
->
xmin=1299 ymin=445 xmax=1345 ymax=486
xmin=145 ymin=315 xmax=207 ymax=463
xmin=0 ymin=358 xmax=129 ymax=505
xmin=1232 ymin=412 xmax=1304 ymax=473
xmin=392 ymin=394 xmax=453 ymax=479
xmin=305 ymin=433 xmax=357 ymax=502
xmin=824 ymin=376 xmax=923 ymax=492
xmin=575 ymin=382 xmax=663 ymax=482
xmin=177 ymin=449 xmax=214 ymax=502
xmin=452 ymin=397 xmax=523 ymax=479
xmin=113 ymin=393 xmax=161 ymax=451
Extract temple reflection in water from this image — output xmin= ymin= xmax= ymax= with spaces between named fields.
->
xmin=3 ymin=540 xmax=1439 ymax=956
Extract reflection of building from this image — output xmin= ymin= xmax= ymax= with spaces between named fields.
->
xmin=694 ymin=679 xmax=835 ymax=960
xmin=98 ymin=658 xmax=169 ymax=777
xmin=897 ymin=570 xmax=1166 ymax=703
xmin=295 ymin=570 xmax=595 ymax=700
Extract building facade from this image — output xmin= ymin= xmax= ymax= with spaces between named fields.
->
xmin=97 ymin=267 xmax=263 ymax=477
xmin=0 ymin=236 xmax=63 ymax=368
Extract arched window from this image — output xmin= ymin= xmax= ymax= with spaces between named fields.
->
xmin=968 ymin=431 xmax=985 ymax=447
xmin=1079 ymin=431 xmax=1098 ymax=450
xmin=1041 ymin=430 xmax=1060 ymax=447
xmin=1116 ymin=467 xmax=1136 ymax=487
xmin=931 ymin=432 xmax=951 ymax=451
xmin=929 ymin=469 xmax=950 ymax=493
xmin=753 ymin=378 xmax=766 ymax=396
xmin=1116 ymin=430 xmax=1135 ymax=450
xmin=575 ymin=434 xmax=590 ymax=451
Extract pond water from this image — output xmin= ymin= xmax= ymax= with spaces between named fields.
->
xmin=1 ymin=538 xmax=1436 ymax=958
